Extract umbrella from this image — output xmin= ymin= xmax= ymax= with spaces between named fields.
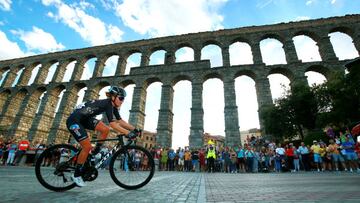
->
xmin=351 ymin=123 xmax=360 ymax=135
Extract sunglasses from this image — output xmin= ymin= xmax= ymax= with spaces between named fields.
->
xmin=118 ymin=96 xmax=125 ymax=101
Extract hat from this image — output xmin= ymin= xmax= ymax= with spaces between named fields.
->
xmin=313 ymin=140 xmax=317 ymax=143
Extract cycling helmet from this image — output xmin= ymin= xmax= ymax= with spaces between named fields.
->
xmin=108 ymin=86 xmax=126 ymax=98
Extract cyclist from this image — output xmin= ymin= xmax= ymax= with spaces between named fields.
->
xmin=66 ymin=86 xmax=138 ymax=187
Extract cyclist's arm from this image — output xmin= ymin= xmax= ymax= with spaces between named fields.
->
xmin=115 ymin=119 xmax=135 ymax=131
xmin=109 ymin=121 xmax=130 ymax=135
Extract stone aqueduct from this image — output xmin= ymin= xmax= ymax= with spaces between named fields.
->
xmin=0 ymin=15 xmax=359 ymax=148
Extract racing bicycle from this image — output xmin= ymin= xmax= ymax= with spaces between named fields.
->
xmin=35 ymin=132 xmax=155 ymax=192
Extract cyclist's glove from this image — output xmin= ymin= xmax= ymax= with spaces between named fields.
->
xmin=134 ymin=128 xmax=142 ymax=136
xmin=127 ymin=130 xmax=138 ymax=140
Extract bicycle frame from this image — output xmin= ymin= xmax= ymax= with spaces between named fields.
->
xmin=89 ymin=135 xmax=134 ymax=169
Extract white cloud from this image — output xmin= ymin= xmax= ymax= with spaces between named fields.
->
xmin=0 ymin=0 xmax=12 ymax=11
xmin=256 ymin=0 xmax=274 ymax=9
xmin=0 ymin=30 xmax=26 ymax=60
xmin=11 ymin=26 xmax=65 ymax=53
xmin=41 ymin=0 xmax=124 ymax=46
xmin=295 ymin=16 xmax=311 ymax=21
xmin=306 ymin=0 xmax=313 ymax=6
xmin=109 ymin=0 xmax=227 ymax=37
xmin=330 ymin=0 xmax=337 ymax=4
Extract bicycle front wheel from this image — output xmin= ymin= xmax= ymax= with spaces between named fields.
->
xmin=109 ymin=145 xmax=155 ymax=190
xmin=35 ymin=144 xmax=78 ymax=192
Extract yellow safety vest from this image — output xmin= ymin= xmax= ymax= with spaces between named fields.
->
xmin=207 ymin=149 xmax=216 ymax=159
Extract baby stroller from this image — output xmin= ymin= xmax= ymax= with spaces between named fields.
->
xmin=259 ymin=156 xmax=269 ymax=173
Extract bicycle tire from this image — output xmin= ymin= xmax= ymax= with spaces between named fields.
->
xmin=109 ymin=145 xmax=155 ymax=190
xmin=35 ymin=144 xmax=78 ymax=192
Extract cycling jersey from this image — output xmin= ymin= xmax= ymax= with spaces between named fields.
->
xmin=66 ymin=98 xmax=121 ymax=142
xmin=71 ymin=99 xmax=121 ymax=123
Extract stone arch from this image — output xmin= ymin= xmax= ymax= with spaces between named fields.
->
xmin=268 ymin=67 xmax=295 ymax=82
xmin=60 ymin=58 xmax=77 ymax=82
xmin=27 ymin=63 xmax=42 ymax=86
xmin=260 ymin=37 xmax=287 ymax=65
xmin=78 ymin=55 xmax=96 ymax=80
xmin=305 ymin=65 xmax=331 ymax=81
xmin=203 ymin=72 xmax=224 ymax=82
xmin=0 ymin=88 xmax=28 ymax=128
xmin=143 ymin=79 xmax=163 ymax=134
xmin=44 ymin=60 xmax=59 ymax=84
xmin=149 ymin=49 xmax=166 ymax=65
xmin=293 ymin=30 xmax=321 ymax=42
xmin=9 ymin=87 xmax=47 ymax=140
xmin=293 ymin=34 xmax=322 ymax=62
xmin=202 ymin=77 xmax=225 ymax=136
xmin=172 ymin=79 xmax=192 ymax=148
xmin=11 ymin=65 xmax=26 ymax=87
xmin=119 ymin=79 xmax=136 ymax=88
xmin=260 ymin=33 xmax=285 ymax=44
xmin=201 ymin=44 xmax=223 ymax=68
xmin=0 ymin=68 xmax=10 ymax=86
xmin=0 ymin=89 xmax=11 ymax=114
xmin=124 ymin=51 xmax=142 ymax=75
xmin=328 ymin=31 xmax=359 ymax=60
xmin=102 ymin=54 xmax=119 ymax=77
xmin=171 ymin=75 xmax=193 ymax=86
xmin=229 ymin=41 xmax=253 ymax=65
xmin=329 ymin=26 xmax=356 ymax=39
xmin=305 ymin=70 xmax=327 ymax=87
xmin=143 ymin=77 xmax=163 ymax=89
xmin=234 ymin=70 xmax=257 ymax=81
xmin=176 ymin=42 xmax=195 ymax=50
xmin=235 ymin=75 xmax=260 ymax=132
xmin=175 ymin=46 xmax=194 ymax=63
xmin=267 ymin=71 xmax=292 ymax=101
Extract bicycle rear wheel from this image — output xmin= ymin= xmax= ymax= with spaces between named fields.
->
xmin=109 ymin=145 xmax=155 ymax=190
xmin=35 ymin=144 xmax=78 ymax=192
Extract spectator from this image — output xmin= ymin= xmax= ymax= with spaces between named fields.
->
xmin=33 ymin=140 xmax=46 ymax=166
xmin=206 ymin=145 xmax=216 ymax=173
xmin=285 ymin=144 xmax=294 ymax=172
xmin=15 ymin=138 xmax=30 ymax=166
xmin=168 ymin=148 xmax=176 ymax=171
xmin=223 ymin=147 xmax=231 ymax=173
xmin=245 ymin=145 xmax=255 ymax=172
xmin=327 ymin=139 xmax=346 ymax=171
xmin=6 ymin=139 xmax=17 ymax=166
xmin=293 ymin=145 xmax=300 ymax=172
xmin=297 ymin=142 xmax=310 ymax=171
xmin=160 ymin=148 xmax=168 ymax=171
xmin=178 ymin=149 xmax=185 ymax=171
xmin=191 ymin=148 xmax=199 ymax=172
xmin=311 ymin=140 xmax=323 ymax=172
xmin=237 ymin=145 xmax=246 ymax=173
xmin=199 ymin=148 xmax=206 ymax=172
xmin=275 ymin=144 xmax=285 ymax=172
xmin=342 ymin=136 xmax=360 ymax=173
xmin=184 ymin=148 xmax=192 ymax=172
xmin=230 ymin=148 xmax=237 ymax=173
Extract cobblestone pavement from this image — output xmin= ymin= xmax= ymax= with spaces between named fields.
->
xmin=1 ymin=166 xmax=360 ymax=203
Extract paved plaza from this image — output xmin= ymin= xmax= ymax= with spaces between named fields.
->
xmin=1 ymin=166 xmax=360 ymax=203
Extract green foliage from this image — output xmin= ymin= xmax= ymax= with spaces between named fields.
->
xmin=303 ymin=129 xmax=329 ymax=146
xmin=261 ymin=59 xmax=360 ymax=142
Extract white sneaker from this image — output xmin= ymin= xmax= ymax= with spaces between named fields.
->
xmin=71 ymin=175 xmax=86 ymax=187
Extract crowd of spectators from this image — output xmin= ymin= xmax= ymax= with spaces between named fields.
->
xmin=1 ymin=129 xmax=359 ymax=174
xmin=149 ymin=130 xmax=360 ymax=173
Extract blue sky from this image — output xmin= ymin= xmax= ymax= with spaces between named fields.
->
xmin=0 ymin=0 xmax=359 ymax=58
xmin=0 ymin=0 xmax=359 ymax=148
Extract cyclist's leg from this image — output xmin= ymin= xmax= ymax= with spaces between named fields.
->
xmin=67 ymin=120 xmax=90 ymax=186
xmin=92 ymin=120 xmax=110 ymax=154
